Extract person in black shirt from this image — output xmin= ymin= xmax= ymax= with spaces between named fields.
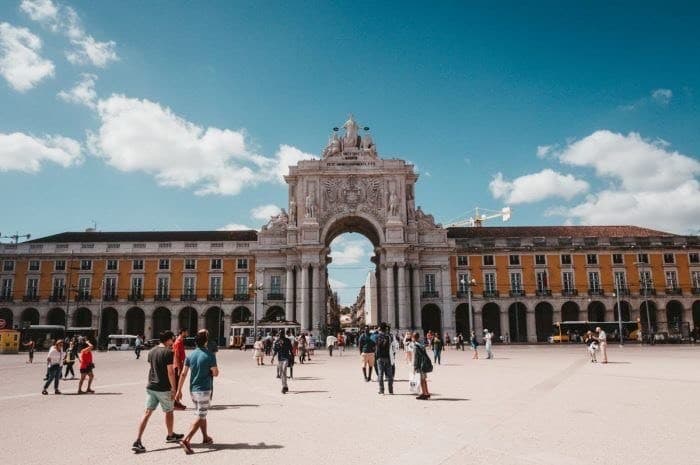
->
xmin=375 ymin=323 xmax=394 ymax=395
xmin=273 ymin=331 xmax=293 ymax=394
xmin=358 ymin=327 xmax=376 ymax=382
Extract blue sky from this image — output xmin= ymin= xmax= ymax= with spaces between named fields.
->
xmin=1 ymin=1 xmax=699 ymax=304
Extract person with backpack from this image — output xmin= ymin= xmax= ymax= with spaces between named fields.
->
xmin=432 ymin=333 xmax=443 ymax=365
xmin=358 ymin=326 xmax=376 ymax=382
xmin=412 ymin=331 xmax=432 ymax=400
xmin=374 ymin=323 xmax=394 ymax=395
xmin=273 ymin=330 xmax=293 ymax=394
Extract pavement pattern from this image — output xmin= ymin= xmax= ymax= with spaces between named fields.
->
xmin=1 ymin=343 xmax=698 ymax=465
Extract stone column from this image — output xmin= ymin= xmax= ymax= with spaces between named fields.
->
xmin=526 ymin=310 xmax=537 ymax=343
xmin=683 ymin=306 xmax=692 ymax=327
xmin=122 ymin=312 xmax=131 ymax=335
xmin=285 ymin=266 xmax=294 ymax=322
xmin=385 ymin=263 xmax=396 ymax=329
xmin=412 ymin=265 xmax=421 ymax=330
xmin=553 ymin=307 xmax=562 ymax=324
xmin=300 ymin=264 xmax=309 ymax=331
xmin=144 ymin=313 xmax=153 ymax=338
xmin=499 ymin=308 xmax=509 ymax=341
xmin=255 ymin=267 xmax=265 ymax=326
xmin=397 ymin=263 xmax=409 ymax=331
xmin=197 ymin=312 xmax=206 ymax=333
xmin=474 ymin=306 xmax=483 ymax=336
xmin=312 ymin=264 xmax=321 ymax=335
xmin=440 ymin=265 xmax=452 ymax=336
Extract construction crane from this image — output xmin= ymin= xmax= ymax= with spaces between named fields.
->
xmin=446 ymin=207 xmax=512 ymax=228
xmin=1 ymin=232 xmax=31 ymax=243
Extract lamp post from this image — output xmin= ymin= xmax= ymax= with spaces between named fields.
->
xmin=460 ymin=276 xmax=476 ymax=335
xmin=249 ymin=282 xmax=264 ymax=338
xmin=641 ymin=277 xmax=653 ymax=343
xmin=613 ymin=278 xmax=623 ymax=347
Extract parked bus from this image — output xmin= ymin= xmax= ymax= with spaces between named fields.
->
xmin=107 ymin=334 xmax=138 ymax=351
xmin=229 ymin=322 xmax=301 ymax=349
xmin=550 ymin=321 xmax=640 ymax=343
xmin=20 ymin=325 xmax=65 ymax=350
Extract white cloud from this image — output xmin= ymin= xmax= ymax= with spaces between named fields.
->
xmin=536 ymin=145 xmax=553 ymax=158
xmin=328 ymin=278 xmax=349 ymax=290
xmin=251 ymin=204 xmax=281 ymax=221
xmin=651 ymin=88 xmax=672 ymax=105
xmin=330 ymin=236 xmax=373 ymax=265
xmin=21 ymin=0 xmax=118 ymax=68
xmin=88 ymin=94 xmax=316 ymax=196
xmin=271 ymin=144 xmax=317 ymax=182
xmin=217 ymin=223 xmax=253 ymax=231
xmin=0 ymin=22 xmax=54 ymax=92
xmin=57 ymin=72 xmax=97 ymax=108
xmin=489 ymin=169 xmax=589 ymax=204
xmin=0 ymin=131 xmax=82 ymax=172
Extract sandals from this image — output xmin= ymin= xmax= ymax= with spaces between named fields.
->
xmin=202 ymin=437 xmax=214 ymax=445
xmin=179 ymin=440 xmax=194 ymax=455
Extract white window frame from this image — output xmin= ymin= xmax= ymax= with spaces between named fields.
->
xmin=183 ymin=276 xmax=196 ymax=296
xmin=484 ymin=272 xmax=496 ymax=292
xmin=588 ymin=271 xmax=600 ymax=291
xmin=54 ymin=260 xmax=66 ymax=271
xmin=104 ymin=276 xmax=117 ymax=297
xmin=534 ymin=255 xmax=546 ymax=266
xmin=28 ymin=260 xmax=40 ymax=271
xmin=209 ymin=276 xmax=222 ymax=295
xmin=665 ymin=270 xmax=678 ymax=289
xmin=424 ymin=273 xmax=436 ymax=292
xmin=1 ymin=278 xmax=13 ymax=296
xmin=614 ymin=271 xmax=627 ymax=290
xmin=509 ymin=272 xmax=522 ymax=291
xmin=184 ymin=259 xmax=196 ymax=270
xmin=131 ymin=277 xmax=143 ymax=295
xmin=132 ymin=259 xmax=144 ymax=271
xmin=270 ymin=275 xmax=282 ymax=294
xmin=562 ymin=271 xmax=574 ymax=292
xmin=157 ymin=277 xmax=170 ymax=297
xmin=106 ymin=259 xmax=119 ymax=271
xmin=26 ymin=277 xmax=39 ymax=296
xmin=158 ymin=259 xmax=170 ymax=271
xmin=236 ymin=276 xmax=249 ymax=294
xmin=80 ymin=259 xmax=92 ymax=271
xmin=211 ymin=258 xmax=222 ymax=270
xmin=482 ymin=255 xmax=495 ymax=266
xmin=536 ymin=271 xmax=548 ymax=291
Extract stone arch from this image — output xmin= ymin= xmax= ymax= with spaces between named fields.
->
xmin=101 ymin=307 xmax=118 ymax=339
xmin=205 ymin=306 xmax=225 ymax=346
xmin=73 ymin=307 xmax=92 ymax=327
xmin=666 ymin=300 xmax=684 ymax=334
xmin=21 ymin=308 xmax=40 ymax=326
xmin=47 ymin=307 xmax=66 ymax=326
xmin=263 ymin=305 xmax=285 ymax=322
xmin=421 ymin=304 xmax=441 ymax=334
xmin=321 ymin=213 xmax=385 ymax=247
xmin=508 ymin=302 xmax=527 ymax=342
xmin=455 ymin=303 xmax=471 ymax=337
xmin=152 ymin=307 xmax=171 ymax=339
xmin=179 ymin=307 xmax=198 ymax=334
xmin=481 ymin=303 xmax=501 ymax=340
xmin=535 ymin=302 xmax=554 ymax=342
xmin=639 ymin=300 xmax=658 ymax=332
xmin=126 ymin=307 xmax=145 ymax=335
xmin=613 ymin=300 xmax=631 ymax=321
xmin=587 ymin=301 xmax=606 ymax=322
xmin=693 ymin=300 xmax=700 ymax=327
xmin=232 ymin=306 xmax=251 ymax=323
xmin=0 ymin=308 xmax=13 ymax=329
xmin=561 ymin=301 xmax=580 ymax=321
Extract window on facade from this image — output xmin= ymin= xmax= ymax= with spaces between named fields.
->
xmin=157 ymin=277 xmax=169 ymax=297
xmin=28 ymin=260 xmax=40 ymax=271
xmin=236 ymin=276 xmax=248 ymax=294
xmin=2 ymin=261 xmax=14 ymax=272
xmin=78 ymin=277 xmax=90 ymax=298
xmin=614 ymin=271 xmax=626 ymax=290
xmin=211 ymin=258 xmax=222 ymax=270
xmin=1 ymin=278 xmax=13 ymax=297
xmin=535 ymin=255 xmax=546 ymax=265
xmin=271 ymin=275 xmax=282 ymax=293
xmin=54 ymin=260 xmax=66 ymax=271
xmin=637 ymin=253 xmax=649 ymax=264
xmin=184 ymin=259 xmax=196 ymax=270
xmin=561 ymin=254 xmax=572 ymax=265
xmin=158 ymin=259 xmax=170 ymax=270
xmin=665 ymin=271 xmax=678 ymax=289
xmin=80 ymin=260 xmax=92 ymax=271
xmin=106 ymin=259 xmax=118 ymax=271
xmin=509 ymin=272 xmax=522 ymax=291
xmin=104 ymin=277 xmax=117 ymax=297
xmin=562 ymin=272 xmax=574 ymax=292
xmin=132 ymin=259 xmax=144 ymax=271
xmin=484 ymin=273 xmax=496 ymax=292
xmin=131 ymin=277 xmax=143 ymax=295
xmin=26 ymin=278 xmax=38 ymax=297
xmin=689 ymin=253 xmax=699 ymax=264
xmin=237 ymin=258 xmax=248 ymax=270
xmin=457 ymin=255 xmax=468 ymax=266
xmin=183 ymin=277 xmax=195 ymax=295
xmin=588 ymin=271 xmax=600 ymax=291
xmin=663 ymin=253 xmax=675 ymax=264
xmin=483 ymin=255 xmax=494 ymax=266
xmin=692 ymin=271 xmax=700 ymax=289
xmin=536 ymin=271 xmax=548 ymax=291
xmin=458 ymin=273 xmax=468 ymax=293
xmin=424 ymin=274 xmax=436 ymax=292
xmin=509 ymin=255 xmax=520 ymax=266
xmin=639 ymin=270 xmax=653 ymax=290
xmin=53 ymin=278 xmax=65 ymax=298
xmin=210 ymin=276 xmax=222 ymax=295
xmin=612 ymin=254 xmax=624 ymax=264
xmin=586 ymin=254 xmax=598 ymax=265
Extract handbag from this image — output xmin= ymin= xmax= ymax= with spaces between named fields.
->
xmin=409 ymin=372 xmax=421 ymax=394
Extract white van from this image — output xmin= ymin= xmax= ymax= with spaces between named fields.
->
xmin=107 ymin=334 xmax=138 ymax=351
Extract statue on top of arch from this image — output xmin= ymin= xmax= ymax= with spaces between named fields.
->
xmin=322 ymin=114 xmax=377 ymax=158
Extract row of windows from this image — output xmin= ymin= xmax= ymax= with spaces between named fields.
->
xmin=0 ymin=257 xmax=250 ymax=272
xmin=455 ymin=252 xmax=699 ymax=267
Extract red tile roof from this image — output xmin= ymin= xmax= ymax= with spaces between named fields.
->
xmin=446 ymin=225 xmax=677 ymax=239
xmin=26 ymin=230 xmax=258 ymax=243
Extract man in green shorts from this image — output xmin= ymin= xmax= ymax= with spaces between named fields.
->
xmin=132 ymin=330 xmax=184 ymax=453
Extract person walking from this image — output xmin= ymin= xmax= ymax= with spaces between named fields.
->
xmin=403 ymin=332 xmax=413 ymax=364
xmin=483 ymin=329 xmax=493 ymax=359
xmin=135 ymin=334 xmax=144 ymax=360
xmin=77 ymin=339 xmax=95 ymax=394
xmin=297 ymin=333 xmax=308 ymax=364
xmin=172 ymin=329 xmax=188 ymax=410
xmin=358 ymin=327 xmax=376 ymax=382
xmin=63 ymin=341 xmax=77 ymax=379
xmin=23 ymin=339 xmax=35 ymax=363
xmin=432 ymin=333 xmax=443 ymax=365
xmin=470 ymin=331 xmax=479 ymax=359
xmin=175 ymin=330 xmax=219 ymax=454
xmin=337 ymin=332 xmax=345 ymax=356
xmin=42 ymin=340 xmax=64 ymax=395
xmin=253 ymin=336 xmax=265 ymax=365
xmin=131 ymin=330 xmax=183 ymax=453
xmin=273 ymin=330 xmax=293 ymax=394
xmin=455 ymin=333 xmax=464 ymax=351
xmin=326 ymin=333 xmax=337 ymax=357
xmin=596 ymin=327 xmax=608 ymax=363
xmin=412 ymin=332 xmax=432 ymax=400
xmin=585 ymin=331 xmax=599 ymax=363
xmin=375 ymin=323 xmax=394 ymax=395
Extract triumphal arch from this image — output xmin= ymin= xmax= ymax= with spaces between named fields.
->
xmin=255 ymin=115 xmax=453 ymax=335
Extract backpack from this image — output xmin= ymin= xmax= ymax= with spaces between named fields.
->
xmin=416 ymin=344 xmax=433 ymax=373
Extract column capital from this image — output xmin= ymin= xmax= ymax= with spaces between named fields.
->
xmin=285 ymin=265 xmax=295 ymax=272
xmin=396 ymin=261 xmax=406 ymax=268
xmin=440 ymin=264 xmax=449 ymax=271
xmin=383 ymin=262 xmax=395 ymax=270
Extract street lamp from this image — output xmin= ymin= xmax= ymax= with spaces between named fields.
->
xmin=640 ymin=277 xmax=653 ymax=343
xmin=459 ymin=276 xmax=476 ymax=335
xmin=249 ymin=282 xmax=264 ymax=338
xmin=613 ymin=277 xmax=623 ymax=347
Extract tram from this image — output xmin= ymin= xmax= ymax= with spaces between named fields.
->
xmin=229 ymin=321 xmax=301 ymax=349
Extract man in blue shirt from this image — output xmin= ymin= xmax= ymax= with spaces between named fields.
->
xmin=175 ymin=329 xmax=219 ymax=454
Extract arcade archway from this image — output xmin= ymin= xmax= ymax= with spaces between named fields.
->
xmin=0 ymin=308 xmax=12 ymax=329
xmin=21 ymin=308 xmax=39 ymax=326
xmin=152 ymin=307 xmax=171 ymax=339
xmin=205 ymin=307 xmax=225 ymax=346
xmin=232 ymin=306 xmax=251 ymax=323
xmin=561 ymin=301 xmax=579 ymax=321
xmin=73 ymin=307 xmax=92 ymax=327
xmin=126 ymin=307 xmax=145 ymax=335
xmin=666 ymin=301 xmax=684 ymax=334
xmin=639 ymin=300 xmax=657 ymax=332
xmin=535 ymin=302 xmax=554 ymax=342
xmin=100 ymin=308 xmax=118 ymax=340
xmin=179 ymin=307 xmax=197 ymax=334
xmin=508 ymin=302 xmax=527 ymax=342
xmin=455 ymin=303 xmax=471 ymax=337
xmin=587 ymin=301 xmax=606 ymax=322
xmin=614 ymin=301 xmax=631 ymax=321
xmin=421 ymin=304 xmax=441 ymax=334
xmin=693 ymin=300 xmax=700 ymax=327
xmin=263 ymin=306 xmax=285 ymax=322
xmin=47 ymin=307 xmax=65 ymax=326
xmin=481 ymin=303 xmax=500 ymax=339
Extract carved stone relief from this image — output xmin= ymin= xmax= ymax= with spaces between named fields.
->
xmin=319 ymin=175 xmax=387 ymax=224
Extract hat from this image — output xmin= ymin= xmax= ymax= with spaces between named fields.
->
xmin=483 ymin=329 xmax=488 ymax=333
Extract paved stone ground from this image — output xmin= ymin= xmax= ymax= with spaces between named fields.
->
xmin=1 ymin=343 xmax=698 ymax=465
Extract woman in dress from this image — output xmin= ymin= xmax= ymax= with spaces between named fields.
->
xmin=584 ymin=331 xmax=599 ymax=363
xmin=470 ymin=331 xmax=479 ymax=359
xmin=253 ymin=336 xmax=264 ymax=365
